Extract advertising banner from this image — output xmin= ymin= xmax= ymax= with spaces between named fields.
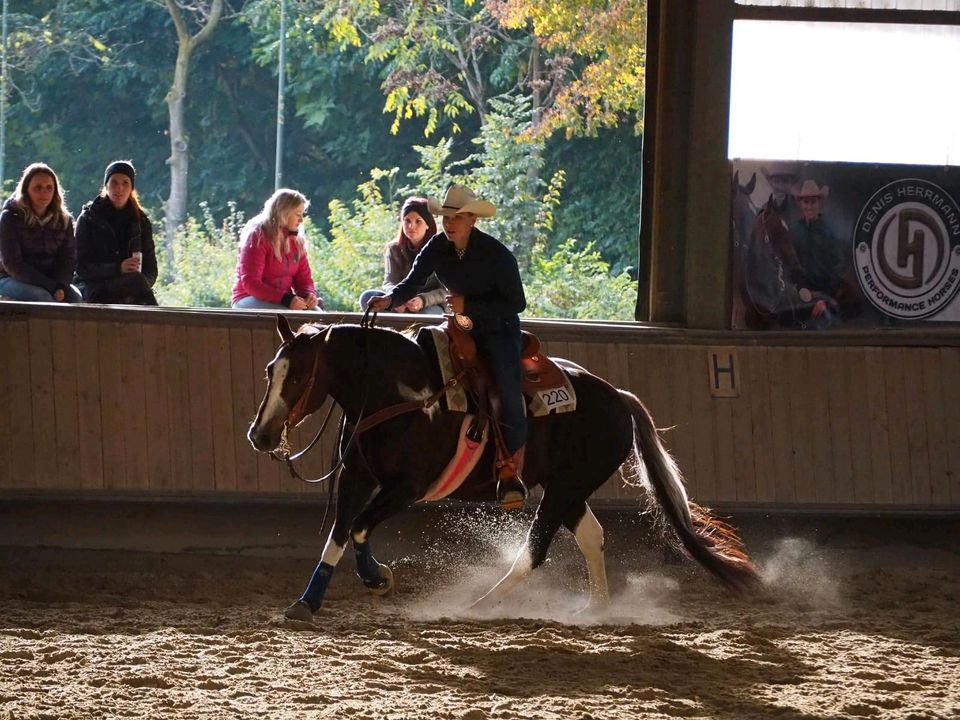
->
xmin=730 ymin=160 xmax=960 ymax=330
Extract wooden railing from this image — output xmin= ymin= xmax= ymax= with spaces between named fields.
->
xmin=2 ymin=301 xmax=958 ymax=511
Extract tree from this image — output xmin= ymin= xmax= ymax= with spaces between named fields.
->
xmin=493 ymin=0 xmax=647 ymax=138
xmin=161 ymin=0 xmax=224 ymax=268
xmin=271 ymin=0 xmax=538 ymax=136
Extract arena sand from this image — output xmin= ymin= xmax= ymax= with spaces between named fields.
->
xmin=0 ymin=505 xmax=958 ymax=719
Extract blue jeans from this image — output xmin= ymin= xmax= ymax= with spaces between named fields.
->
xmin=232 ymin=295 xmax=322 ymax=311
xmin=359 ymin=288 xmax=444 ymax=315
xmin=0 ymin=276 xmax=81 ymax=303
xmin=474 ymin=323 xmax=526 ymax=453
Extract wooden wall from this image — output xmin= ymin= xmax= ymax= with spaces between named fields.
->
xmin=2 ymin=303 xmax=958 ymax=511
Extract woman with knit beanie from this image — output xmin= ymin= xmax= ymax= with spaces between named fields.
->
xmin=74 ymin=160 xmax=159 ymax=305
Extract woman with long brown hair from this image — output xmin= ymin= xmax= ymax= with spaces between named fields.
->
xmin=74 ymin=160 xmax=158 ymax=305
xmin=0 ymin=162 xmax=80 ymax=302
xmin=359 ymin=196 xmax=445 ymax=314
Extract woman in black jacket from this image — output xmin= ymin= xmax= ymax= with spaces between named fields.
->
xmin=0 ymin=162 xmax=80 ymax=302
xmin=74 ymin=160 xmax=158 ymax=305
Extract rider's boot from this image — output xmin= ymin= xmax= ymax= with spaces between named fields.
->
xmin=496 ymin=445 xmax=527 ymax=511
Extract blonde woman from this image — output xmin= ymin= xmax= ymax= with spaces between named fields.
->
xmin=232 ymin=188 xmax=323 ymax=310
xmin=0 ymin=162 xmax=80 ymax=302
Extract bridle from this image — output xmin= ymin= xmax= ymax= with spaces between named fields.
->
xmin=270 ymin=309 xmax=465 ymax=485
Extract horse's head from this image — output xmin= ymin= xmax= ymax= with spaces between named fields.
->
xmin=247 ymin=315 xmax=331 ymax=454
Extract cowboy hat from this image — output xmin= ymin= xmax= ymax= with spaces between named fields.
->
xmin=435 ymin=185 xmax=496 ymax=217
xmin=760 ymin=162 xmax=801 ymax=181
xmin=793 ymin=179 xmax=829 ymax=201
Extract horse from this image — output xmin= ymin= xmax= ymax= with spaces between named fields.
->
xmin=248 ymin=315 xmax=760 ymax=621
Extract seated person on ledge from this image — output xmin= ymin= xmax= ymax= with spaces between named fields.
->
xmin=359 ymin=196 xmax=446 ymax=315
xmin=0 ymin=162 xmax=81 ymax=303
xmin=232 ymin=188 xmax=323 ymax=311
xmin=74 ymin=160 xmax=159 ymax=306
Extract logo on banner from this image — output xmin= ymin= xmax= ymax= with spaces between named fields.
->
xmin=854 ymin=178 xmax=960 ymax=320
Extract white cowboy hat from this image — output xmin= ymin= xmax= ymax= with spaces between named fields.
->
xmin=760 ymin=162 xmax=801 ymax=181
xmin=435 ymin=185 xmax=496 ymax=217
xmin=793 ymin=179 xmax=829 ymax=201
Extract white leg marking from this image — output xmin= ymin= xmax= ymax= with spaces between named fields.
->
xmin=574 ymin=504 xmax=610 ymax=606
xmin=352 ymin=528 xmax=369 ymax=545
xmin=320 ymin=527 xmax=347 ymax=567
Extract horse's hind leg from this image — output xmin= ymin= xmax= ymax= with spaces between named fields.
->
xmin=564 ymin=502 xmax=609 ymax=609
xmin=469 ymin=502 xmax=565 ymax=611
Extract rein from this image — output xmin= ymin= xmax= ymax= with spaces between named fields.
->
xmin=275 ymin=308 xmax=462 ymax=485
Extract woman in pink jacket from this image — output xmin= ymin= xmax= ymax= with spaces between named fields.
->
xmin=231 ymin=188 xmax=323 ymax=311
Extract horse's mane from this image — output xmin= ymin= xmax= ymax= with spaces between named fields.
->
xmin=295 ymin=321 xmax=428 ymax=369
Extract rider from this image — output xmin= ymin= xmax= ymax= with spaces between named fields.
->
xmin=368 ymin=185 xmax=529 ymax=510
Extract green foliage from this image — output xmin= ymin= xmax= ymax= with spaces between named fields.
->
xmin=154 ymin=202 xmax=245 ymax=308
xmin=310 ymin=97 xmax=638 ymax=320
xmin=3 ymin=0 xmax=643 ymax=319
xmin=310 ymin=171 xmax=397 ymax=311
xmin=525 ymin=239 xmax=637 ymax=319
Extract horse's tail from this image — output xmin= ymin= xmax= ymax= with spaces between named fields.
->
xmin=619 ymin=389 xmax=760 ymax=593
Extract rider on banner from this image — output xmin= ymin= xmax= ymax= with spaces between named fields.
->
xmin=368 ymin=185 xmax=528 ymax=510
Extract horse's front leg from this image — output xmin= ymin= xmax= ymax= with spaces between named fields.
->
xmin=284 ymin=471 xmax=376 ymax=621
xmin=351 ymin=480 xmax=419 ymax=594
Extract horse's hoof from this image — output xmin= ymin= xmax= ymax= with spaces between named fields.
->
xmin=283 ymin=599 xmax=314 ymax=622
xmin=364 ymin=563 xmax=394 ymax=596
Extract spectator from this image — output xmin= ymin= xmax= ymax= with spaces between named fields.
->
xmin=0 ymin=162 xmax=80 ymax=303
xmin=232 ymin=189 xmax=322 ymax=311
xmin=359 ymin=196 xmax=446 ymax=314
xmin=74 ymin=160 xmax=158 ymax=305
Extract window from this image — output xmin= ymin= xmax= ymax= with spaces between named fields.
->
xmin=728 ymin=20 xmax=960 ymax=165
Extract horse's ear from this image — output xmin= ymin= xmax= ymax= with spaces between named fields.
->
xmin=277 ymin=314 xmax=295 ymax=344
xmin=745 ymin=172 xmax=757 ymax=195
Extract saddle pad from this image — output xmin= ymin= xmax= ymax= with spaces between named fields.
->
xmin=416 ymin=326 xmax=468 ymax=413
xmin=416 ymin=325 xmax=577 ymax=417
xmin=419 ymin=414 xmax=489 ymax=502
xmin=526 ymin=373 xmax=577 ymax=416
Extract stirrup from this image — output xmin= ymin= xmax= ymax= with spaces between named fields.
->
xmin=497 ymin=475 xmax=527 ymax=511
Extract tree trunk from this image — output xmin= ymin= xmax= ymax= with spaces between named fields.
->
xmin=164 ymin=43 xmax=191 ymax=275
xmin=161 ymin=0 xmax=223 ymax=276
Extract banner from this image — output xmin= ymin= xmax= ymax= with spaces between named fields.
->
xmin=730 ymin=160 xmax=960 ymax=330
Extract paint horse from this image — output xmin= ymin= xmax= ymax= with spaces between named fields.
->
xmin=248 ymin=316 xmax=760 ymax=620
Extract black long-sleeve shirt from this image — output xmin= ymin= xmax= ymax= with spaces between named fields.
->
xmin=390 ymin=227 xmax=526 ymax=332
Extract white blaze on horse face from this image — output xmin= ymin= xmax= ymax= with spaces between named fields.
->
xmin=259 ymin=356 xmax=292 ymax=428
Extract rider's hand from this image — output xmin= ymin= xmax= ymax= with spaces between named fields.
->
xmin=811 ymin=299 xmax=827 ymax=318
xmin=120 ymin=256 xmax=140 ymax=274
xmin=406 ymin=296 xmax=424 ymax=313
xmin=289 ymin=295 xmax=308 ymax=311
xmin=368 ymin=295 xmax=392 ymax=312
xmin=304 ymin=293 xmax=321 ymax=310
xmin=445 ymin=294 xmax=464 ymax=314
xmin=53 ymin=288 xmax=65 ymax=302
